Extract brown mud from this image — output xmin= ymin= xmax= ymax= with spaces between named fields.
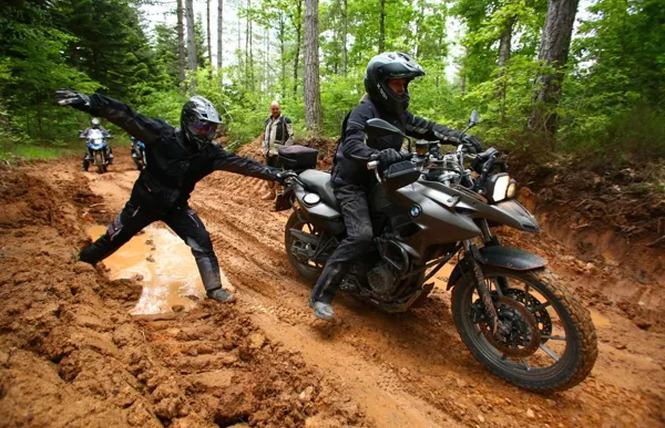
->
xmin=0 ymin=142 xmax=663 ymax=427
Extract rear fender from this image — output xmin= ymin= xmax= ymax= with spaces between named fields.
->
xmin=292 ymin=185 xmax=345 ymax=235
xmin=446 ymin=246 xmax=547 ymax=290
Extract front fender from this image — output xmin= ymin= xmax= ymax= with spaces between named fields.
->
xmin=446 ymin=246 xmax=547 ymax=290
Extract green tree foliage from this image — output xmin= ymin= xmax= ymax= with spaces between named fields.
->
xmin=53 ymin=0 xmax=155 ymax=102
xmin=558 ymin=0 xmax=665 ymax=159
xmin=0 ymin=0 xmax=661 ymax=163
xmin=0 ymin=2 xmax=98 ymax=141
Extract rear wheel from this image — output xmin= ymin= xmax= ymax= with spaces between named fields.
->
xmin=452 ymin=267 xmax=597 ymax=392
xmin=284 ymin=210 xmax=325 ymax=283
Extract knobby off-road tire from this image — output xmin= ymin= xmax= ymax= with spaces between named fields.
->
xmin=452 ymin=267 xmax=598 ymax=392
xmin=95 ymin=152 xmax=105 ymax=174
xmin=284 ymin=210 xmax=324 ymax=283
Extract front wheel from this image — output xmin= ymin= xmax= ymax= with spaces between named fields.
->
xmin=95 ymin=152 xmax=105 ymax=174
xmin=284 ymin=210 xmax=325 ymax=283
xmin=452 ymin=267 xmax=597 ymax=392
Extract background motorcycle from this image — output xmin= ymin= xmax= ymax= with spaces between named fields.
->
xmin=81 ymin=128 xmax=112 ymax=174
xmin=277 ymin=111 xmax=597 ymax=392
xmin=130 ymin=137 xmax=146 ymax=170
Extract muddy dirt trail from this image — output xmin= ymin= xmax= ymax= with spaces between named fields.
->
xmin=1 ymin=145 xmax=664 ymax=428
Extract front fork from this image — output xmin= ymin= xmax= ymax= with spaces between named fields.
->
xmin=464 ymin=220 xmax=508 ymax=336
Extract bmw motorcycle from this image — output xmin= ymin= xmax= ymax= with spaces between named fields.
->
xmin=130 ymin=137 xmax=147 ymax=170
xmin=278 ymin=111 xmax=597 ymax=392
xmin=82 ymin=128 xmax=112 ymax=174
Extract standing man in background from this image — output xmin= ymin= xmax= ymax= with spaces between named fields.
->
xmin=261 ymin=101 xmax=294 ymax=200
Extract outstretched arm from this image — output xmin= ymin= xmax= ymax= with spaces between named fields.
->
xmin=211 ymin=146 xmax=281 ymax=181
xmin=56 ymin=90 xmax=169 ymax=145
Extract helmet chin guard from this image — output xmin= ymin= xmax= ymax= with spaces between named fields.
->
xmin=364 ymin=52 xmax=425 ymax=116
xmin=181 ymin=96 xmax=222 ymax=149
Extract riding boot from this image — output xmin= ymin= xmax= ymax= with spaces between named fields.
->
xmin=81 ymin=159 xmax=89 ymax=171
xmin=309 ymin=262 xmax=346 ymax=321
xmin=193 ymin=248 xmax=235 ymax=303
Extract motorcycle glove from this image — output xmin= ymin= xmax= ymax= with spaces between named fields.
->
xmin=432 ymin=124 xmax=463 ymax=144
xmin=377 ymin=148 xmax=402 ymax=169
xmin=275 ymin=170 xmax=298 ymax=185
xmin=55 ymin=89 xmax=92 ymax=113
xmin=462 ymin=135 xmax=484 ymax=153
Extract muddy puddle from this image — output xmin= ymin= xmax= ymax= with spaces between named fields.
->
xmin=87 ymin=224 xmax=213 ymax=314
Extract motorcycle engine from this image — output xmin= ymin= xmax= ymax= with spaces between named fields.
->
xmin=367 ymin=261 xmax=398 ymax=298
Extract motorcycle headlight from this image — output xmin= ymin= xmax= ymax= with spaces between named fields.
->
xmin=506 ymin=180 xmax=517 ymax=199
xmin=487 ymin=173 xmax=511 ymax=203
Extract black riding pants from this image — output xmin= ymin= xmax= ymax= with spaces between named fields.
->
xmin=309 ymin=184 xmax=374 ymax=304
xmin=80 ymin=199 xmax=223 ymax=292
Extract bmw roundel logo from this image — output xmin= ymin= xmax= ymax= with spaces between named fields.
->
xmin=409 ymin=205 xmax=421 ymax=218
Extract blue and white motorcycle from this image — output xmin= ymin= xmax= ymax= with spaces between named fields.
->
xmin=82 ymin=128 xmax=112 ymax=174
xmin=130 ymin=136 xmax=147 ymax=170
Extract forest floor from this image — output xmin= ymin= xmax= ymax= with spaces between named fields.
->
xmin=0 ymin=140 xmax=663 ymax=428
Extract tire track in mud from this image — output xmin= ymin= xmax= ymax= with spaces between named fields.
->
xmin=2 ymin=151 xmax=364 ymax=427
xmin=66 ymin=145 xmax=665 ymax=427
xmin=188 ymin=166 xmax=664 ymax=427
xmin=189 ymin=174 xmax=464 ymax=427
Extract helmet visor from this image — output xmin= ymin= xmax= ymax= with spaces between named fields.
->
xmin=188 ymin=120 xmax=218 ymax=137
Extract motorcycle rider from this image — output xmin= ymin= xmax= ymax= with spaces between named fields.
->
xmin=56 ymin=89 xmax=290 ymax=302
xmin=308 ymin=52 xmax=482 ymax=321
xmin=80 ymin=117 xmax=114 ymax=171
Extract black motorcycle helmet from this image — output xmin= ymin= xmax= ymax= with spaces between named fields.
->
xmin=90 ymin=118 xmax=100 ymax=129
xmin=364 ymin=52 xmax=425 ymax=116
xmin=180 ymin=95 xmax=222 ymax=150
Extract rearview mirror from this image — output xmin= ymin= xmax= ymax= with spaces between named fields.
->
xmin=365 ymin=118 xmax=404 ymax=139
xmin=469 ymin=110 xmax=480 ymax=127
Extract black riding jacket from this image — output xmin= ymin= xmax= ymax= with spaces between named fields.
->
xmin=331 ymin=96 xmax=462 ymax=187
xmin=84 ymin=94 xmax=277 ymax=213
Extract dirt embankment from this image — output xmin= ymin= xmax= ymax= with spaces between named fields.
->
xmin=510 ymin=155 xmax=665 ymax=333
xmin=0 ymin=143 xmax=663 ymax=428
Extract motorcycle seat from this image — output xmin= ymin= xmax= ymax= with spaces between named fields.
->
xmin=298 ymin=169 xmax=339 ymax=210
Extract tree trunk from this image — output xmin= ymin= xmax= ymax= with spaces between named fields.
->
xmin=414 ymin=0 xmax=424 ymax=57
xmin=303 ymin=0 xmax=322 ymax=133
xmin=237 ymin=10 xmax=241 ymax=53
xmin=293 ymin=0 xmax=303 ymax=97
xmin=264 ymin=25 xmax=269 ymax=90
xmin=279 ymin=15 xmax=286 ymax=96
xmin=342 ymin=0 xmax=347 ymax=75
xmin=185 ymin=0 xmax=197 ymax=76
xmin=528 ymin=0 xmax=579 ymax=148
xmin=244 ymin=0 xmax=255 ymax=91
xmin=497 ymin=16 xmax=516 ymax=121
xmin=497 ymin=17 xmax=515 ymax=68
xmin=249 ymin=4 xmax=254 ymax=90
xmin=217 ymin=0 xmax=223 ymax=70
xmin=177 ymin=0 xmax=186 ymax=84
xmin=206 ymin=0 xmax=212 ymax=67
xmin=379 ymin=0 xmax=385 ymax=53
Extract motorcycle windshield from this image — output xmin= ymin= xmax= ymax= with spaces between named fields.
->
xmin=87 ymin=129 xmax=106 ymax=150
